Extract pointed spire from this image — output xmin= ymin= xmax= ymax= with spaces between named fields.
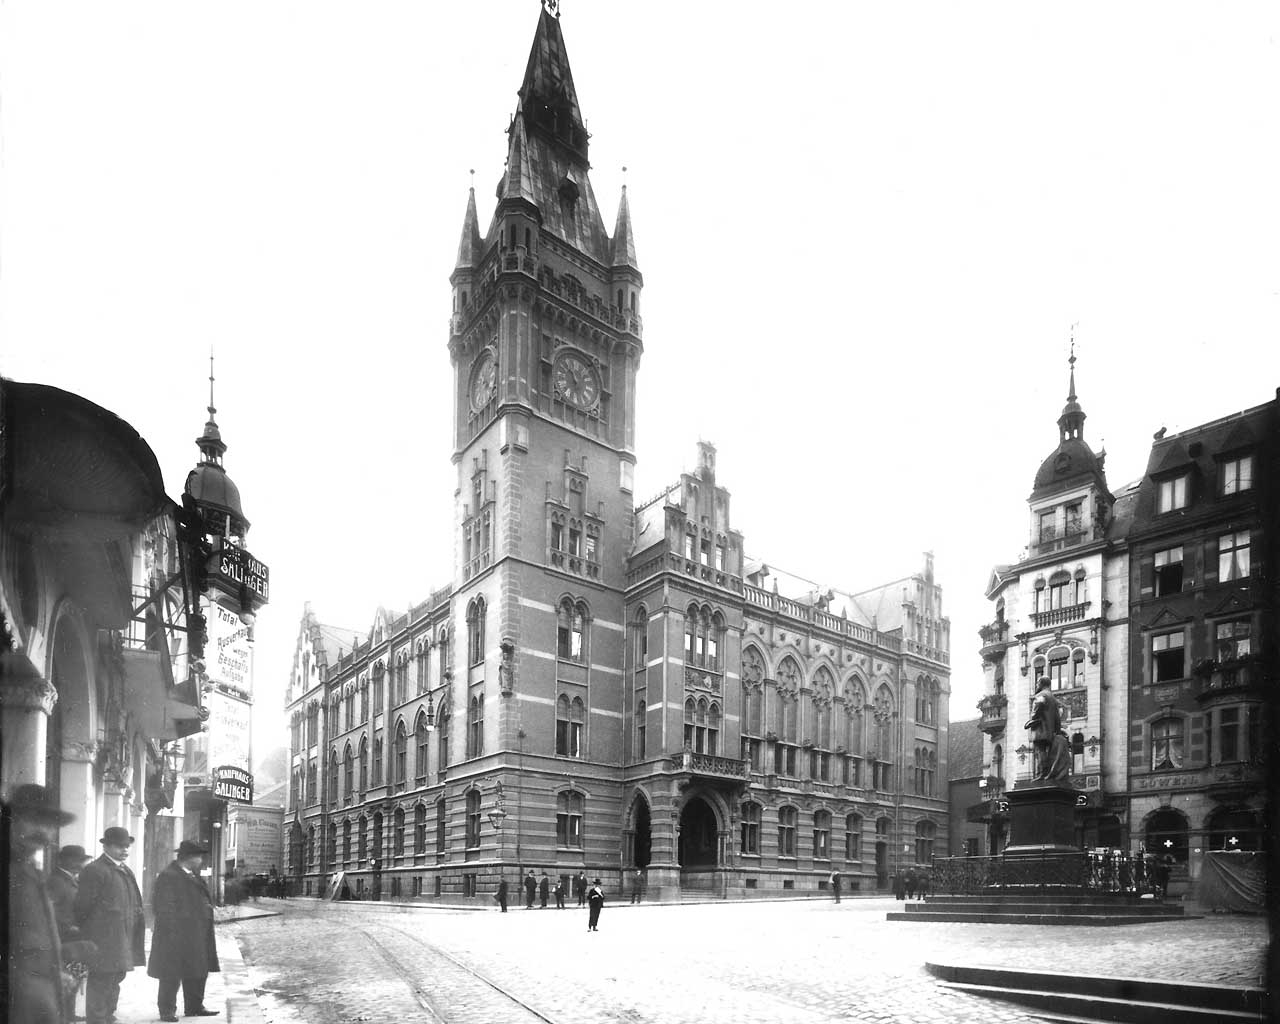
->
xmin=517 ymin=4 xmax=588 ymax=162
xmin=1057 ymin=333 xmax=1086 ymax=442
xmin=454 ymin=172 xmax=483 ymax=272
xmin=499 ymin=106 xmax=538 ymax=205
xmin=610 ymin=169 xmax=639 ymax=270
xmin=197 ymin=350 xmax=227 ymax=465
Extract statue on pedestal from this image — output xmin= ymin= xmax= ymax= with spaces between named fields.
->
xmin=1025 ymin=676 xmax=1072 ymax=781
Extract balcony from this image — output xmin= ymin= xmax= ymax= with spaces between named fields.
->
xmin=1030 ymin=601 xmax=1090 ymax=629
xmin=548 ymin=549 xmax=601 ymax=581
xmin=977 ymin=694 xmax=1008 ymax=735
xmin=1194 ymin=658 xmax=1262 ymax=703
xmin=1033 ymin=529 xmax=1089 ymax=555
xmin=979 ymin=621 xmax=1009 ymax=661
xmin=669 ymin=750 xmax=748 ymax=784
xmin=1204 ymin=762 xmax=1266 ymax=801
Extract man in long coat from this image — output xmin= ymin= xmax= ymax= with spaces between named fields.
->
xmin=147 ymin=840 xmax=220 ymax=1021
xmin=48 ymin=843 xmax=95 ymax=1019
xmin=74 ymin=826 xmax=145 ymax=1024
xmin=5 ymin=784 xmax=75 ymax=1024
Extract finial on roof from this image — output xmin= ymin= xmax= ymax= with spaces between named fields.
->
xmin=1067 ymin=324 xmax=1078 ymax=402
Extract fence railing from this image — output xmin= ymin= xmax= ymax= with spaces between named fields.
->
xmin=930 ymin=850 xmax=1163 ymax=896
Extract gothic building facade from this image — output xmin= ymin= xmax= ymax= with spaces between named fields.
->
xmin=283 ymin=6 xmax=951 ymax=902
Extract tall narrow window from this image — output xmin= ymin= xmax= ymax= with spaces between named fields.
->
xmin=777 ymin=806 xmax=797 ymax=858
xmin=465 ymin=790 xmax=481 ymax=848
xmin=392 ymin=808 xmax=405 ymax=857
xmin=740 ymin=802 xmax=761 ymax=855
xmin=635 ymin=700 xmax=646 ymax=759
xmin=556 ymin=790 xmax=583 ymax=848
xmin=557 ymin=599 xmax=586 ymax=661
xmin=343 ymin=746 xmax=353 ymax=799
xmin=435 ymin=798 xmax=446 ymax=853
xmin=467 ymin=598 xmax=486 ymax=665
xmin=915 ymin=820 xmax=936 ymax=865
xmin=1153 ymin=546 xmax=1183 ymax=596
xmin=415 ymin=714 xmax=430 ymax=782
xmin=1151 ymin=717 xmax=1184 ymax=770
xmin=1218 ymin=531 xmax=1251 ymax=581
xmin=1221 ymin=454 xmax=1253 ymax=495
xmin=393 ymin=721 xmax=407 ymax=788
xmin=436 ymin=700 xmax=449 ymax=775
xmin=414 ymin=804 xmax=427 ymax=854
xmin=467 ymin=694 xmax=484 ymax=758
xmin=556 ymin=694 xmax=584 ymax=758
xmin=1151 ymin=631 xmax=1185 ymax=683
xmin=845 ymin=814 xmax=862 ymax=860
xmin=813 ymin=810 xmax=831 ymax=861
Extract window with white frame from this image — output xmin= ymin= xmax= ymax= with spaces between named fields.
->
xmin=556 ymin=694 xmax=585 ymax=757
xmin=1220 ymin=454 xmax=1253 ymax=496
xmin=1218 ymin=531 xmax=1251 ymax=581
xmin=1153 ymin=546 xmax=1184 ymax=596
xmin=1151 ymin=631 xmax=1185 ymax=683
xmin=740 ymin=801 xmax=761 ymax=855
xmin=813 ymin=810 xmax=832 ymax=860
xmin=1215 ymin=619 xmax=1251 ymax=662
xmin=777 ymin=806 xmax=797 ymax=858
xmin=1151 ymin=717 xmax=1184 ymax=770
xmin=1156 ymin=474 xmax=1189 ymax=513
xmin=556 ymin=790 xmax=583 ymax=847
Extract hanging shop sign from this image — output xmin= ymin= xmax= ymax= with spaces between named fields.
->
xmin=216 ymin=545 xmax=270 ymax=603
xmin=213 ymin=765 xmax=254 ymax=804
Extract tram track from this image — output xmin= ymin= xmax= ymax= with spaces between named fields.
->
xmin=354 ymin=920 xmax=567 ymax=1024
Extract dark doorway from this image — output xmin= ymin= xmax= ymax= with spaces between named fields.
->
xmin=633 ymin=799 xmax=652 ymax=868
xmin=875 ymin=841 xmax=888 ymax=888
xmin=678 ymin=796 xmax=718 ymax=868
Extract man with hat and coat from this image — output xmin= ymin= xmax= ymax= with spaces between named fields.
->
xmin=5 ymin=783 xmax=75 ymax=1024
xmin=74 ymin=825 xmax=145 ymax=1024
xmin=48 ymin=843 xmax=95 ymax=1020
xmin=148 ymin=839 xmax=220 ymax=1021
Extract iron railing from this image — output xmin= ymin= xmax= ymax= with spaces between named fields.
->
xmin=930 ymin=850 xmax=1162 ymax=895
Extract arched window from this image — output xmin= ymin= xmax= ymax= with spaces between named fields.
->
xmin=373 ymin=730 xmax=384 ymax=786
xmin=466 ymin=694 xmax=484 ymax=758
xmin=635 ymin=699 xmax=647 ymax=759
xmin=683 ymin=698 xmax=696 ymax=750
xmin=435 ymin=798 xmax=446 ymax=854
xmin=631 ymin=605 xmax=648 ymax=667
xmin=415 ymin=642 xmax=429 ymax=695
xmin=556 ymin=694 xmax=585 ymax=757
xmin=392 ymin=807 xmax=405 ymax=857
xmin=327 ymin=751 xmax=339 ymax=805
xmin=1145 ymin=807 xmax=1188 ymax=864
xmin=467 ymin=598 xmax=486 ymax=665
xmin=342 ymin=819 xmax=351 ymax=864
xmin=372 ymin=662 xmax=385 ymax=711
xmin=437 ymin=698 xmax=450 ymax=774
xmin=1206 ymin=807 xmax=1262 ymax=852
xmin=915 ymin=820 xmax=936 ymax=864
xmin=814 ymin=667 xmax=834 ymax=748
xmin=359 ymin=678 xmax=369 ymax=722
xmin=813 ymin=810 xmax=832 ymax=861
xmin=394 ymin=653 xmax=409 ymax=706
xmin=707 ymin=701 xmax=721 ymax=756
xmin=557 ymin=598 xmax=587 ymax=661
xmin=438 ymin=628 xmax=450 ymax=679
xmin=740 ymin=801 xmax=761 ymax=855
xmin=708 ymin=611 xmax=725 ymax=670
xmin=372 ymin=813 xmax=383 ymax=864
xmin=777 ymin=806 xmax=797 ymax=858
xmin=326 ymin=822 xmax=336 ymax=866
xmin=414 ymin=803 xmax=427 ymax=854
xmin=393 ymin=720 xmax=408 ymax=788
xmin=465 ymin=790 xmax=481 ymax=848
xmin=357 ymin=815 xmax=368 ymax=861
xmin=343 ymin=744 xmax=354 ymax=800
xmin=415 ymin=712 xmax=431 ymax=781
xmin=557 ymin=790 xmax=584 ymax=848
xmin=358 ymin=736 xmax=369 ymax=791
xmin=845 ymin=813 xmax=862 ymax=860
xmin=992 ymin=743 xmax=1004 ymax=782
xmin=344 ymin=687 xmax=355 ymax=729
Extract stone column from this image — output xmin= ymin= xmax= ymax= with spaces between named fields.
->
xmin=0 ymin=656 xmax=57 ymax=795
xmin=60 ymin=739 xmax=101 ymax=848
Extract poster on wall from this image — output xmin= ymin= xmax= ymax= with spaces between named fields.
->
xmin=206 ymin=601 xmax=253 ymax=696
xmin=207 ymin=690 xmax=252 ymax=773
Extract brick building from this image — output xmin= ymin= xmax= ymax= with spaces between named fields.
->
xmin=283 ymin=5 xmax=950 ymax=902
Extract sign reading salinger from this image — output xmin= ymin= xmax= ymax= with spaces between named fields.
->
xmin=213 ymin=765 xmax=254 ymax=804
xmin=217 ymin=545 xmax=270 ymax=603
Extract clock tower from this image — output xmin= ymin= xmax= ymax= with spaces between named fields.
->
xmin=446 ymin=3 xmax=643 ymax=795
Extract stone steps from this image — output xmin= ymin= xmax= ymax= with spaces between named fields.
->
xmin=925 ymin=963 xmax=1266 ymax=1023
xmin=889 ymin=893 xmax=1190 ymax=925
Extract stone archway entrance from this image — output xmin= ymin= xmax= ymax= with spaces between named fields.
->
xmin=678 ymin=795 xmax=719 ymax=869
xmin=630 ymin=797 xmax=652 ymax=868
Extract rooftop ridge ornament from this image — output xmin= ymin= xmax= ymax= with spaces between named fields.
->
xmin=542 ymin=0 xmax=560 ymax=16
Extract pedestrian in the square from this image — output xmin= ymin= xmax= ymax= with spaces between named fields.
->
xmin=587 ymin=878 xmax=605 ymax=931
xmin=147 ymin=840 xmax=220 ymax=1022
xmin=496 ymin=878 xmax=508 ymax=912
xmin=524 ymin=870 xmax=537 ymax=909
xmin=575 ymin=871 xmax=587 ymax=906
xmin=554 ymin=877 xmax=566 ymax=909
xmin=892 ymin=871 xmax=905 ymax=901
xmin=629 ymin=867 xmax=644 ymax=904
xmin=49 ymin=843 xmax=95 ymax=1019
xmin=5 ymin=784 xmax=76 ymax=1024
xmin=904 ymin=867 xmax=917 ymax=900
xmin=74 ymin=826 xmax=146 ymax=1024
xmin=828 ymin=869 xmax=841 ymax=903
xmin=538 ymin=872 xmax=550 ymax=908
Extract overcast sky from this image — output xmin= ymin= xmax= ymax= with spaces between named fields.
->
xmin=3 ymin=1 xmax=1277 ymax=757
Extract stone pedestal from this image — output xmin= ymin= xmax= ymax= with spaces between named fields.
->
xmin=1005 ymin=780 xmax=1078 ymax=853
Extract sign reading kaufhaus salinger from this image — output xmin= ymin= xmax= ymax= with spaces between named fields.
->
xmin=213 ymin=765 xmax=253 ymax=804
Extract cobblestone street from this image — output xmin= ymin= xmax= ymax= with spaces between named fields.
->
xmin=220 ymin=897 xmax=1267 ymax=1024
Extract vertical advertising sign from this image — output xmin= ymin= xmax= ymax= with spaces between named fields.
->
xmin=205 ymin=599 xmax=253 ymax=774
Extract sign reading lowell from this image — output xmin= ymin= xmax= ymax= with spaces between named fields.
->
xmin=213 ymin=765 xmax=254 ymax=804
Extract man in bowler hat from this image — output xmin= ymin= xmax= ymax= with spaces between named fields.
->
xmin=148 ymin=839 xmax=220 ymax=1021
xmin=75 ymin=826 xmax=145 ymax=1024
xmin=587 ymin=878 xmax=605 ymax=931
xmin=5 ymin=783 xmax=75 ymax=1024
xmin=48 ymin=843 xmax=95 ymax=1020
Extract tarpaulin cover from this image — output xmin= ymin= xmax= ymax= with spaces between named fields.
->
xmin=1196 ymin=851 xmax=1265 ymax=912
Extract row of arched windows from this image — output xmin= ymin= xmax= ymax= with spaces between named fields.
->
xmin=913 ymin=747 xmax=938 ymax=796
xmin=740 ymin=805 xmax=883 ymax=862
xmin=322 ymin=704 xmax=452 ymax=804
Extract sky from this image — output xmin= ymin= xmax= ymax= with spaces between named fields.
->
xmin=3 ymin=1 xmax=1277 ymax=761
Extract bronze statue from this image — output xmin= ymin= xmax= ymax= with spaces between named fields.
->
xmin=1025 ymin=676 xmax=1072 ymax=780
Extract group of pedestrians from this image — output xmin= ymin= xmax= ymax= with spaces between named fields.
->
xmin=501 ymin=869 xmax=606 ymax=929
xmin=6 ymin=783 xmax=221 ymax=1024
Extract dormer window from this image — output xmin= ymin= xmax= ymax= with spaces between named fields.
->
xmin=1156 ymin=474 xmax=1189 ymax=513
xmin=1220 ymin=454 xmax=1253 ymax=496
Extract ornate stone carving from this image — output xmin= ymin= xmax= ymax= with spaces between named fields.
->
xmin=62 ymin=739 xmax=100 ymax=763
xmin=0 ymin=674 xmax=58 ymax=714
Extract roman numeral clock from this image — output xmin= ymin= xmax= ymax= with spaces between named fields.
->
xmin=553 ymin=350 xmax=600 ymax=412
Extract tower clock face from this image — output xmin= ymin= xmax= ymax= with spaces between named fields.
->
xmin=470 ymin=351 xmax=497 ymax=410
xmin=553 ymin=351 xmax=600 ymax=410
